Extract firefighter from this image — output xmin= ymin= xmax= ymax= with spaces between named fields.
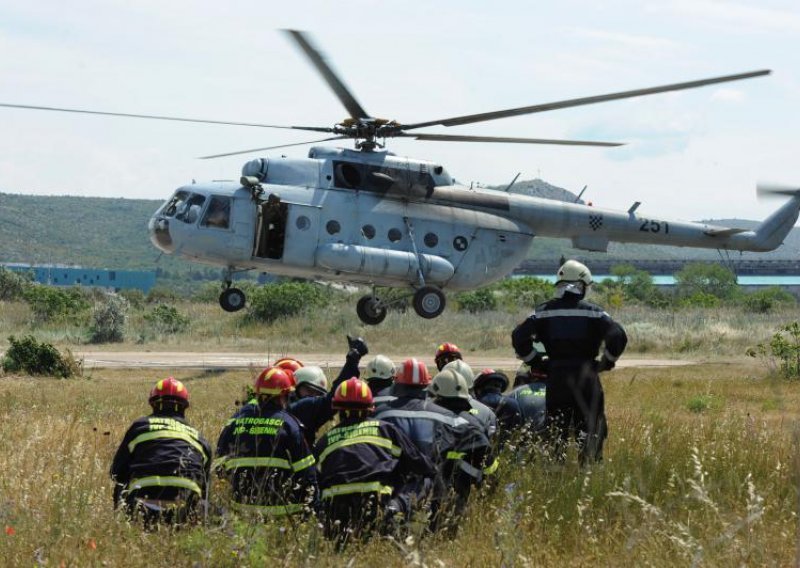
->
xmin=363 ymin=354 xmax=396 ymax=397
xmin=293 ymin=366 xmax=328 ymax=399
xmin=472 ymin=369 xmax=525 ymax=439
xmin=442 ymin=359 xmax=498 ymax=440
xmin=314 ymin=378 xmax=435 ymax=546
xmin=288 ymin=335 xmax=369 ymax=447
xmin=428 ymin=369 xmax=494 ymax=534
xmin=511 ymin=259 xmax=627 ymax=464
xmin=110 ymin=377 xmax=211 ymax=528
xmin=216 ymin=367 xmax=317 ymax=518
xmin=434 ymin=342 xmax=463 ymax=371
xmin=373 ymin=358 xmax=466 ymax=519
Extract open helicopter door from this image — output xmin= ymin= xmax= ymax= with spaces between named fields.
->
xmin=254 ymin=195 xmax=321 ymax=267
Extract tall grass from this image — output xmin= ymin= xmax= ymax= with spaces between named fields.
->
xmin=0 ymin=363 xmax=796 ymax=566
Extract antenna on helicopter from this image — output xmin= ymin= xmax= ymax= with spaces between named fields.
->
xmin=574 ymin=185 xmax=588 ymax=203
xmin=503 ymin=173 xmax=522 ymax=192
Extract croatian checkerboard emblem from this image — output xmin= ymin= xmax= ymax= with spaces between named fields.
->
xmin=589 ymin=214 xmax=603 ymax=231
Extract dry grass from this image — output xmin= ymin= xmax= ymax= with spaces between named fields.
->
xmin=2 ymin=299 xmax=800 ymax=360
xmin=0 ymin=362 xmax=797 ymax=566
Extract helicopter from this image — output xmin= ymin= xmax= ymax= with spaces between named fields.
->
xmin=2 ymin=30 xmax=798 ymax=325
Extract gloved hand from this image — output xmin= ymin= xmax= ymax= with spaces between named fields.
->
xmin=346 ymin=335 xmax=369 ymax=357
xmin=595 ymin=356 xmax=615 ymax=373
xmin=528 ymin=354 xmax=549 ymax=380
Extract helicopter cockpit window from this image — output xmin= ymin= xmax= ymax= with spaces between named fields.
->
xmin=163 ymin=191 xmax=189 ymax=218
xmin=201 ymin=196 xmax=231 ymax=229
xmin=175 ymin=194 xmax=206 ymax=225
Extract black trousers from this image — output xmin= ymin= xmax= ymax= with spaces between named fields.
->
xmin=545 ymin=363 xmax=607 ymax=464
xmin=121 ymin=487 xmax=201 ymax=529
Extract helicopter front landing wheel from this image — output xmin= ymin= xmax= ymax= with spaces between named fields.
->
xmin=356 ymin=295 xmax=387 ymax=325
xmin=219 ymin=287 xmax=246 ymax=312
xmin=413 ymin=286 xmax=446 ymax=319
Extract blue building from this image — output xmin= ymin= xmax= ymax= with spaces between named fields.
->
xmin=2 ymin=263 xmax=156 ymax=293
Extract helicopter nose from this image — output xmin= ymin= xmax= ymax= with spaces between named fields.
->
xmin=148 ymin=215 xmax=175 ymax=253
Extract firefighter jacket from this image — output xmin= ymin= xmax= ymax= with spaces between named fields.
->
xmin=475 ymin=390 xmax=525 ymax=433
xmin=313 ymin=417 xmax=435 ymax=501
xmin=288 ymin=350 xmax=361 ymax=447
xmin=216 ymin=400 xmax=316 ymax=516
xmin=512 ymin=295 xmax=628 ymax=365
xmin=110 ymin=412 xmax=211 ymax=504
xmin=468 ymin=398 xmax=498 ymax=439
xmin=435 ymin=398 xmax=497 ymax=490
xmin=509 ymin=382 xmax=547 ymax=433
xmin=373 ymin=385 xmax=465 ymax=468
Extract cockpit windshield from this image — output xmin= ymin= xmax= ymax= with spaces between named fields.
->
xmin=163 ymin=191 xmax=207 ymax=225
xmin=201 ymin=196 xmax=231 ymax=229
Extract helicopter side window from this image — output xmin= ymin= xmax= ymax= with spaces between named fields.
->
xmin=163 ymin=191 xmax=189 ymax=218
xmin=201 ymin=196 xmax=231 ymax=229
xmin=175 ymin=194 xmax=206 ymax=224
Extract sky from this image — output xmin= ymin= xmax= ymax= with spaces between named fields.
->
xmin=0 ymin=0 xmax=798 ymax=222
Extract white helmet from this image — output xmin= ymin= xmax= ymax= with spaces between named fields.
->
xmin=556 ymin=260 xmax=592 ymax=285
xmin=294 ymin=366 xmax=328 ymax=394
xmin=365 ymin=355 xmax=396 ymax=380
xmin=429 ymin=368 xmax=470 ymax=400
xmin=443 ymin=359 xmax=474 ymax=390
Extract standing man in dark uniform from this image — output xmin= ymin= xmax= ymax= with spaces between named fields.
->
xmin=512 ymin=260 xmax=627 ymax=464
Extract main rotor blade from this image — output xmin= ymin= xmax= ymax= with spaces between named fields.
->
xmin=198 ymin=136 xmax=349 ymax=159
xmin=0 ymin=102 xmax=334 ymax=132
xmin=402 ymin=69 xmax=771 ymax=130
xmin=398 ymin=132 xmax=623 ymax=146
xmin=757 ymin=183 xmax=800 ymax=198
xmin=284 ymin=29 xmax=370 ymax=120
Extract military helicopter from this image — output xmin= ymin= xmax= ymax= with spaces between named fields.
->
xmin=2 ymin=31 xmax=798 ymax=325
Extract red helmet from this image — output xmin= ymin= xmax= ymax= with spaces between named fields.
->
xmin=254 ymin=367 xmax=295 ymax=396
xmin=274 ymin=358 xmax=303 ymax=385
xmin=332 ymin=378 xmax=374 ymax=410
xmin=435 ymin=343 xmax=462 ymax=369
xmin=396 ymin=358 xmax=431 ymax=386
xmin=149 ymin=377 xmax=189 ymax=407
xmin=473 ymin=368 xmax=509 ymax=392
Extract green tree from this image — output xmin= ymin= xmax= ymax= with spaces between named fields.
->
xmin=22 ymin=285 xmax=91 ymax=322
xmin=674 ymin=263 xmax=739 ymax=301
xmin=247 ymin=282 xmax=334 ymax=323
xmin=741 ymin=287 xmax=796 ymax=313
xmin=495 ymin=277 xmax=554 ymax=311
xmin=89 ymin=294 xmax=129 ymax=343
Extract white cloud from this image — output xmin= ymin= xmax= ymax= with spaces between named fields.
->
xmin=648 ymin=0 xmax=800 ymax=33
xmin=711 ymin=88 xmax=746 ymax=103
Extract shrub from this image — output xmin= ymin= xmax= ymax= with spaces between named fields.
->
xmin=748 ymin=321 xmax=800 ymax=380
xmin=455 ymin=288 xmax=497 ymax=313
xmin=741 ymin=287 xmax=796 ymax=313
xmin=1 ymin=335 xmax=81 ymax=378
xmin=144 ymin=304 xmax=190 ymax=334
xmin=0 ymin=267 xmax=32 ymax=301
xmin=686 ymin=394 xmax=714 ymax=413
xmin=89 ymin=294 xmax=129 ymax=343
xmin=247 ymin=281 xmax=333 ymax=323
xmin=22 ymin=285 xmax=91 ymax=322
xmin=680 ymin=292 xmax=721 ymax=309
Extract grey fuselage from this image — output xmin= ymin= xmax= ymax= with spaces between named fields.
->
xmin=148 ymin=146 xmax=800 ymax=291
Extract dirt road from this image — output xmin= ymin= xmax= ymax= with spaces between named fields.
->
xmin=74 ymin=351 xmax=694 ymax=370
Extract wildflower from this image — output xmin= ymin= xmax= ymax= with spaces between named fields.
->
xmin=5 ymin=525 xmax=15 ymax=536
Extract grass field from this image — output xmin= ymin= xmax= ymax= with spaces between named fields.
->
xmin=0 ymin=362 xmax=797 ymax=567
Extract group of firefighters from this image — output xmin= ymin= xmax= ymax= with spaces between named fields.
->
xmin=110 ymin=260 xmax=627 ymax=544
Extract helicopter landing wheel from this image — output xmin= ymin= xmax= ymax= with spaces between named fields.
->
xmin=356 ymin=295 xmax=387 ymax=325
xmin=219 ymin=287 xmax=246 ymax=312
xmin=413 ymin=286 xmax=446 ymax=319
